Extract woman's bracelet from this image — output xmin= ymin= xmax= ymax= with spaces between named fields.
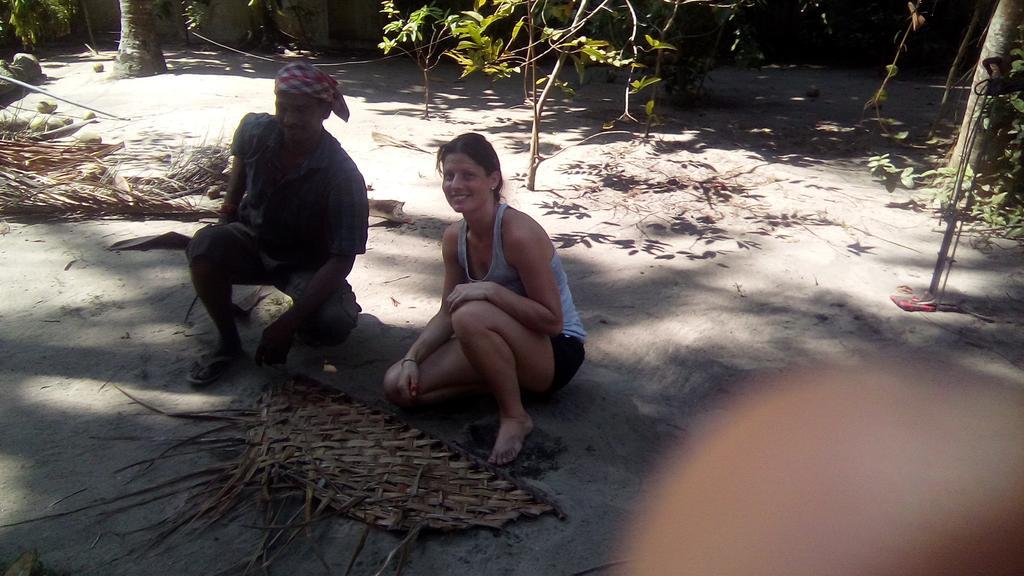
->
xmin=401 ymin=358 xmax=417 ymax=364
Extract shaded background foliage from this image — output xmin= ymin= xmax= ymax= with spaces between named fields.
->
xmin=0 ymin=0 xmax=981 ymax=67
xmin=0 ymin=0 xmax=76 ymax=49
xmin=1 ymin=0 xmax=1021 ymax=236
xmin=735 ymin=0 xmax=977 ymax=69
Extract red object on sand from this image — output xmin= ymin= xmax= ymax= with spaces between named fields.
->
xmin=890 ymin=294 xmax=938 ymax=312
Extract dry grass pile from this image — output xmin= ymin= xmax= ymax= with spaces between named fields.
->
xmin=0 ymin=139 xmax=216 ymax=219
xmin=2 ymin=377 xmax=560 ymax=574
xmin=138 ymin=144 xmax=231 ymax=200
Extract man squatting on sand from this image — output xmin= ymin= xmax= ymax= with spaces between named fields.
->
xmin=186 ymin=62 xmax=368 ymax=385
xmin=383 ymin=133 xmax=587 ymax=465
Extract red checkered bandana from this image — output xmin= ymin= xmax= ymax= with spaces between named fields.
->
xmin=274 ymin=62 xmax=350 ymax=121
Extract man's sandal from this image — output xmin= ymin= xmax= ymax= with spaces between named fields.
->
xmin=187 ymin=353 xmax=239 ymax=386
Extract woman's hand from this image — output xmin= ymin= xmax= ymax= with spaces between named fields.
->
xmin=447 ymin=282 xmax=496 ymax=312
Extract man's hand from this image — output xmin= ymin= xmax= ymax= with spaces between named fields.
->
xmin=218 ymin=202 xmax=239 ymax=224
xmin=254 ymin=315 xmax=296 ymax=366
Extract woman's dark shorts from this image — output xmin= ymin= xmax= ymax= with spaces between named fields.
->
xmin=549 ymin=334 xmax=585 ymax=394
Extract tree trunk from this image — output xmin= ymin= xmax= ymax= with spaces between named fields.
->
xmin=526 ymin=52 xmax=569 ymax=191
xmin=644 ymin=0 xmax=681 ymax=138
xmin=929 ymin=0 xmax=991 ymax=139
xmin=113 ymin=0 xmax=167 ymax=78
xmin=422 ymin=67 xmax=430 ymax=119
xmin=950 ymin=0 xmax=1023 ymax=169
xmin=179 ymin=0 xmax=192 ymax=45
xmin=526 ymin=0 xmax=589 ymax=191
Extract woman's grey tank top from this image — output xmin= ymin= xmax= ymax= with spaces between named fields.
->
xmin=457 ymin=203 xmax=586 ymax=341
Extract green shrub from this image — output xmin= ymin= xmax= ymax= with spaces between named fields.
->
xmin=0 ymin=0 xmax=76 ymax=48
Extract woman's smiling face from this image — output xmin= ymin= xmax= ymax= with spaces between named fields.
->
xmin=441 ymin=152 xmax=500 ymax=214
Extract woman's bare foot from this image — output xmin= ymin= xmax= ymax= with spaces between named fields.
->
xmin=488 ymin=414 xmax=534 ymax=465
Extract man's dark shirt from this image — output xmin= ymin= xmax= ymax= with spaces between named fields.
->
xmin=233 ymin=112 xmax=368 ymax=269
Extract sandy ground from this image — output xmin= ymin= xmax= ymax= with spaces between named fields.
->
xmin=1 ymin=48 xmax=1023 ymax=574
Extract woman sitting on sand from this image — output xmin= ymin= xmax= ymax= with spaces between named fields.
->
xmin=382 ymin=132 xmax=586 ymax=465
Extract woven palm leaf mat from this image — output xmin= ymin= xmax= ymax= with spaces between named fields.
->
xmin=0 ymin=376 xmax=562 ymax=573
xmin=227 ymin=376 xmax=560 ymax=531
xmin=2 ymin=377 xmax=561 ymax=573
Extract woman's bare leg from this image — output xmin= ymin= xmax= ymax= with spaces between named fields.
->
xmin=451 ymin=300 xmax=553 ymax=464
xmin=382 ymin=300 xmax=554 ymax=464
xmin=383 ymin=340 xmax=487 ymax=406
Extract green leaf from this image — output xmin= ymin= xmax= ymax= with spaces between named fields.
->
xmin=644 ymin=34 xmax=676 ymax=51
xmin=581 ymin=46 xmax=606 ymax=62
xmin=509 ymin=19 xmax=524 ymax=44
xmin=629 ymin=75 xmax=661 ymax=94
xmin=645 ymin=98 xmax=656 ymax=117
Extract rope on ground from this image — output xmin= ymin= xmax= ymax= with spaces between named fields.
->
xmin=0 ymin=74 xmax=129 ymax=120
xmin=187 ymin=31 xmax=403 ymax=68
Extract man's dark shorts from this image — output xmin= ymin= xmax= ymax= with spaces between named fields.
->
xmin=187 ymin=222 xmax=360 ymax=345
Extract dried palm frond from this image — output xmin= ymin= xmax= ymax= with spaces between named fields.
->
xmin=0 ymin=139 xmax=124 ymax=172
xmin=2 ymin=377 xmax=561 ymax=574
xmin=128 ymin=143 xmax=231 ymax=200
xmin=371 ymin=130 xmax=431 ymax=154
xmin=168 ymin=144 xmax=230 ymax=187
xmin=0 ymin=139 xmax=213 ymax=219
